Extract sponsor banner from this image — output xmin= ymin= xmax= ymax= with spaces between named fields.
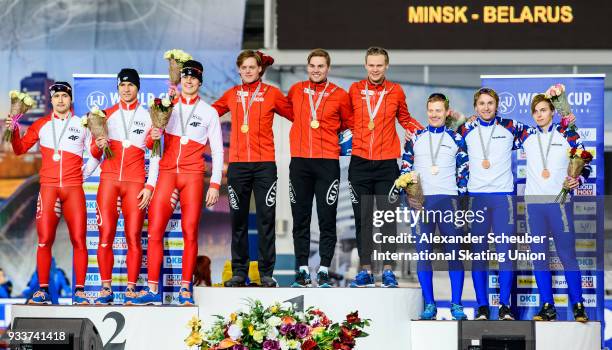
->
xmin=554 ymin=294 xmax=569 ymax=307
xmin=574 ymin=201 xmax=597 ymax=216
xmin=489 ymin=275 xmax=499 ymax=288
xmin=517 ymin=275 xmax=537 ymax=289
xmin=517 ymin=294 xmax=539 ymax=307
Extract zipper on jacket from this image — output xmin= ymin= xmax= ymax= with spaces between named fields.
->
xmin=176 ymin=143 xmax=182 ymax=173
xmin=59 ymin=150 xmax=63 ymax=188
xmin=118 ymin=147 xmax=125 ymax=181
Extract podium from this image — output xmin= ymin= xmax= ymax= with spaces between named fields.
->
xmin=411 ymin=320 xmax=601 ymax=350
xmin=194 ymin=286 xmax=423 ymax=349
xmin=10 ymin=304 xmax=198 ymax=350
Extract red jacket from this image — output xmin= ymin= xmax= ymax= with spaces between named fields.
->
xmin=212 ymin=81 xmax=293 ymax=163
xmin=90 ymin=100 xmax=157 ymax=190
xmin=348 ymin=79 xmax=422 ymax=160
xmin=11 ymin=113 xmax=92 ymax=187
xmin=287 ymin=80 xmax=353 ymax=159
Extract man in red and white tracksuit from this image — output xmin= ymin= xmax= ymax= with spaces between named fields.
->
xmin=88 ymin=69 xmax=161 ymax=305
xmin=5 ymin=82 xmax=96 ymax=304
xmin=213 ymin=50 xmax=293 ymax=288
xmin=347 ymin=47 xmax=423 ymax=288
xmin=286 ymin=49 xmax=353 ymax=288
xmin=134 ymin=60 xmax=223 ymax=305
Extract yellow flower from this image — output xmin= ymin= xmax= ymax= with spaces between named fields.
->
xmin=253 ymin=330 xmax=264 ymax=343
xmin=9 ymin=90 xmax=19 ymax=99
xmin=311 ymin=326 xmax=325 ymax=336
xmin=81 ymin=116 xmax=88 ymax=127
xmin=270 ymin=305 xmax=279 ymax=314
xmin=187 ymin=316 xmax=201 ymax=330
xmin=287 ymin=339 xmax=299 ymax=349
xmin=230 ymin=313 xmax=237 ymax=323
xmin=185 ymin=331 xmax=203 ymax=347
xmin=23 ymin=95 xmax=35 ymax=107
xmin=248 ymin=324 xmax=255 ymax=335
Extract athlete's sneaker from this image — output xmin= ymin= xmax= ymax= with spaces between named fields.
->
xmin=350 ymin=270 xmax=375 ymax=288
xmin=317 ymin=271 xmax=332 ymax=288
xmin=498 ymin=304 xmax=515 ymax=320
xmin=224 ymin=275 xmax=247 ymax=287
xmin=420 ymin=303 xmax=437 ymax=320
xmin=94 ymin=287 xmax=114 ymax=305
xmin=260 ymin=276 xmax=278 ymax=288
xmin=28 ymin=290 xmax=51 ymax=305
xmin=123 ymin=287 xmax=138 ymax=305
xmin=291 ymin=270 xmax=312 ymax=288
xmin=73 ymin=289 xmax=90 ymax=305
xmin=177 ymin=287 xmax=195 ymax=306
xmin=475 ymin=306 xmax=490 ymax=320
xmin=451 ymin=303 xmax=468 ymax=320
xmin=381 ymin=269 xmax=399 ymax=288
xmin=131 ymin=287 xmax=162 ymax=305
xmin=533 ymin=303 xmax=557 ymax=321
xmin=573 ymin=302 xmax=589 ymax=323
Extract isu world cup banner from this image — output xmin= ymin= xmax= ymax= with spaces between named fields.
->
xmin=73 ymin=74 xmax=183 ymax=304
xmin=481 ymin=74 xmax=605 ymax=326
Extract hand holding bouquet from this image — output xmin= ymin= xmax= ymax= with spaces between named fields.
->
xmin=4 ymin=90 xmax=35 ymax=142
xmin=164 ymin=49 xmax=193 ymax=85
xmin=555 ymin=147 xmax=593 ymax=204
xmin=395 ymin=172 xmax=424 ymax=208
xmin=149 ymin=97 xmax=174 ymax=157
xmin=82 ymin=107 xmax=113 ymax=159
xmin=544 ymin=83 xmax=572 ymax=117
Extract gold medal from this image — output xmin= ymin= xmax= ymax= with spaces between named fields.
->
xmin=542 ymin=168 xmax=550 ymax=179
xmin=310 ymin=120 xmax=319 ymax=129
xmin=368 ymin=120 xmax=375 ymax=131
xmin=431 ymin=165 xmax=439 ymax=175
xmin=241 ymin=124 xmax=249 ymax=133
xmin=482 ymin=159 xmax=491 ymax=169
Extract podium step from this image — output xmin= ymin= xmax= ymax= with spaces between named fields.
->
xmin=411 ymin=320 xmax=601 ymax=350
xmin=194 ymin=286 xmax=423 ymax=349
xmin=11 ymin=304 xmax=197 ymax=350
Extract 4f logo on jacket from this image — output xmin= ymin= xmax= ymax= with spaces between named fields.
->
xmin=326 ymin=179 xmax=339 ymax=205
xmin=68 ymin=135 xmax=79 ymax=141
xmin=228 ymin=185 xmax=239 ymax=210
xmin=266 ymin=181 xmax=277 ymax=207
xmin=189 ymin=121 xmax=201 ymax=128
xmin=133 ymin=129 xmax=145 ymax=135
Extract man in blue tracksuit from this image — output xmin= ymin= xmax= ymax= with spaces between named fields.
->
xmin=518 ymin=94 xmax=589 ymax=322
xmin=401 ymin=93 xmax=469 ymax=320
xmin=458 ymin=88 xmax=527 ymax=320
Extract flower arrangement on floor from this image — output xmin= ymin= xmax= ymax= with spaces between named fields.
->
xmin=185 ymin=299 xmax=370 ymax=350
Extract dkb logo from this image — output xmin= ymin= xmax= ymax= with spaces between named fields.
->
xmin=498 ymin=92 xmax=516 ymax=115
xmin=87 ymin=91 xmax=108 ymax=110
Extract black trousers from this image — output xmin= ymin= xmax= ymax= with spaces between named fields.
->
xmin=227 ymin=162 xmax=277 ymax=277
xmin=348 ymin=155 xmax=400 ymax=266
xmin=289 ymin=157 xmax=340 ymax=268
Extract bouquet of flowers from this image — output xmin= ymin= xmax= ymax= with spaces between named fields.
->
xmin=555 ymin=147 xmax=593 ymax=204
xmin=148 ymin=97 xmax=174 ymax=157
xmin=445 ymin=109 xmax=467 ymax=131
xmin=4 ymin=90 xmax=35 ymax=142
xmin=82 ymin=107 xmax=113 ymax=158
xmin=544 ymin=83 xmax=573 ymax=123
xmin=395 ymin=172 xmax=424 ymax=208
xmin=164 ymin=49 xmax=193 ymax=85
xmin=185 ymin=299 xmax=370 ymax=350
